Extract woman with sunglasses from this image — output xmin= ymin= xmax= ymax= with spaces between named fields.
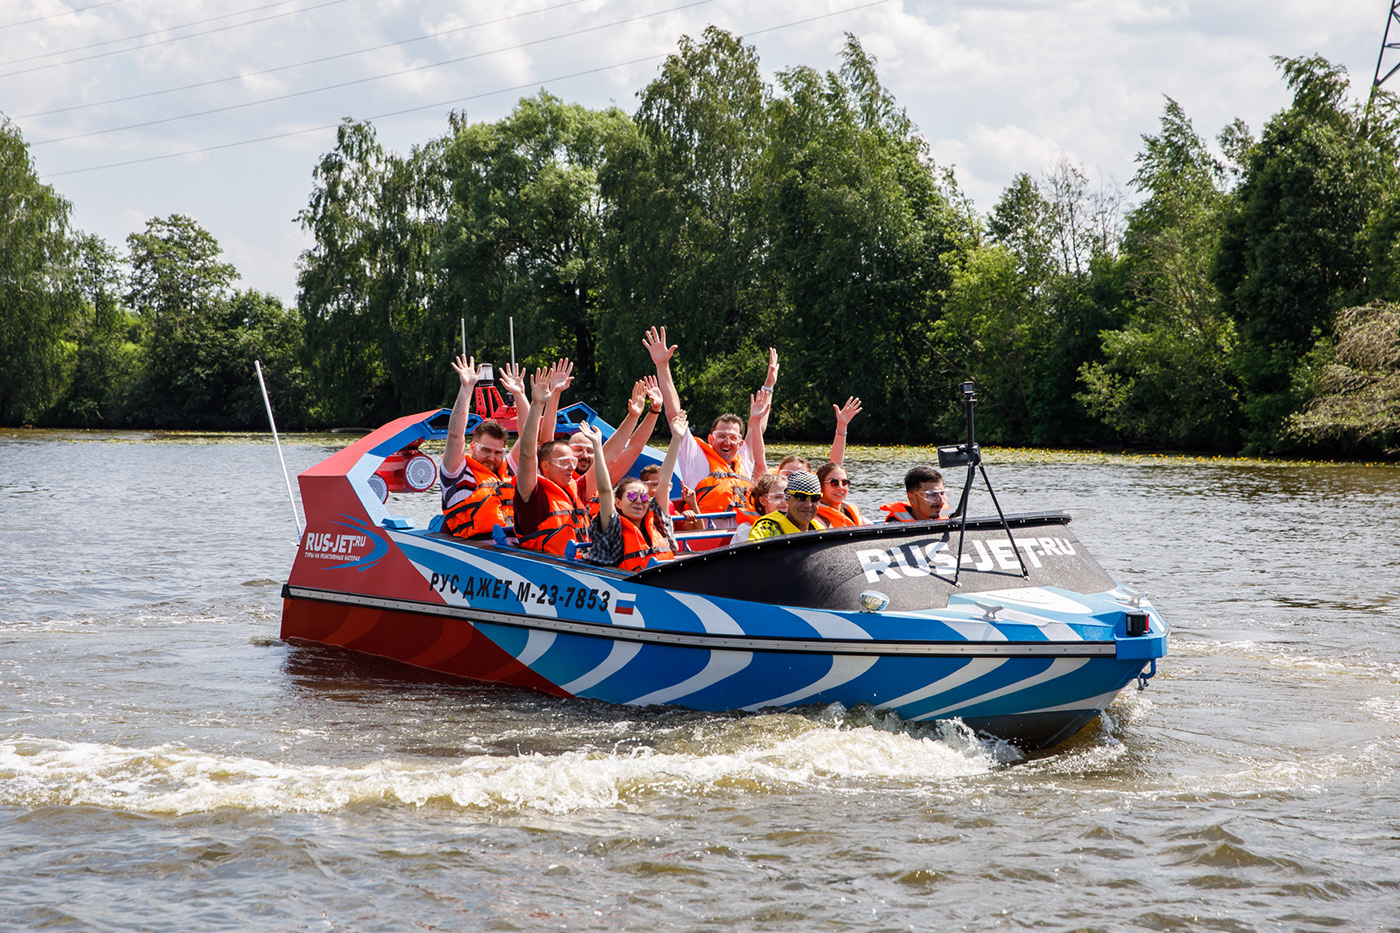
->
xmin=586 ymin=412 xmax=689 ymax=571
xmin=814 ymin=461 xmax=865 ymax=527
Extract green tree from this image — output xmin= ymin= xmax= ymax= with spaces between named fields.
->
xmin=51 ymin=232 xmax=142 ymax=426
xmin=599 ymin=27 xmax=771 ymax=409
xmin=935 ymin=163 xmax=1124 ymax=445
xmin=1078 ymin=99 xmax=1243 ymax=449
xmin=764 ymin=36 xmax=972 ymax=441
xmin=0 ymin=117 xmax=81 ymax=425
xmin=124 ymin=214 xmax=243 ymax=426
xmin=1213 ymin=55 xmax=1400 ymax=449
xmin=297 ymin=120 xmax=451 ymax=425
xmin=1285 ymin=302 xmax=1400 ymax=452
xmin=437 ymin=93 xmax=636 ymax=397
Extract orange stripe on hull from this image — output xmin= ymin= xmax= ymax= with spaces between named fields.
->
xmin=281 ymin=597 xmax=567 ymax=697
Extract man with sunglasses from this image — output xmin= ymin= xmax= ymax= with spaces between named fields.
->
xmin=746 ymin=471 xmax=828 ymax=540
xmin=879 ymin=466 xmax=951 ymax=522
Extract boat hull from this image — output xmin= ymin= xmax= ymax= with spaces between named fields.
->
xmin=281 ymin=409 xmax=1168 ymax=751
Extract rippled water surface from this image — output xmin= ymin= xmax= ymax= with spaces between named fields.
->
xmin=3 ymin=430 xmax=1398 ymax=931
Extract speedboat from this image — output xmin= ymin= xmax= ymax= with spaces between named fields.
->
xmin=280 ymin=391 xmax=1167 ymax=751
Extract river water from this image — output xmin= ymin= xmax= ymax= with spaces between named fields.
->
xmin=2 ymin=430 xmax=1398 ymax=931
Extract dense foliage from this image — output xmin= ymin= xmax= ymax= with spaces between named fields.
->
xmin=4 ymin=36 xmax=1399 ymax=455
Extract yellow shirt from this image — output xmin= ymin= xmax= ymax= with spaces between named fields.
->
xmin=746 ymin=511 xmax=827 ymax=540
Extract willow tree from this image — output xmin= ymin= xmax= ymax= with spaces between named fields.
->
xmin=0 ymin=118 xmax=81 ymax=424
xmin=297 ymin=120 xmax=451 ymax=424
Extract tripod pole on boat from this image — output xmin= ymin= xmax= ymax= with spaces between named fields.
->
xmin=942 ymin=381 xmax=1028 ymax=586
xmin=255 ymin=360 xmax=303 ymax=538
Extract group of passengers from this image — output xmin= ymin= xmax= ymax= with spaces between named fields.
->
xmin=438 ymin=327 xmax=954 ymax=571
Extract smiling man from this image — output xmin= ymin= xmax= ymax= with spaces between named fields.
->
xmin=879 ymin=466 xmax=951 ymax=522
xmin=440 ymin=354 xmax=516 ymax=539
xmin=746 ymin=471 xmax=828 ymax=540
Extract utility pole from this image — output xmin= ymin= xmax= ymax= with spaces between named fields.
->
xmin=1375 ymin=1 xmax=1400 ymax=91
xmin=1365 ymin=1 xmax=1400 ymax=126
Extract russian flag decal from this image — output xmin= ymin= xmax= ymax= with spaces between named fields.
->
xmin=614 ymin=594 xmax=636 ymax=615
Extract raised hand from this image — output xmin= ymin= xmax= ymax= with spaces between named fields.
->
xmin=749 ymin=390 xmax=771 ymax=420
xmin=575 ymin=420 xmax=605 ymax=449
xmin=670 ymin=409 xmax=689 ymax=439
xmin=498 ymin=361 xmax=525 ymax=399
xmin=641 ymin=375 xmax=663 ymax=410
xmin=643 ymin=326 xmax=677 ymax=365
xmin=548 ymin=358 xmax=574 ymax=395
xmin=530 ymin=368 xmax=553 ymax=404
xmin=682 ymin=483 xmax=699 ymax=512
xmin=628 ymin=379 xmax=647 ymax=418
xmin=451 ymin=354 xmax=479 ymax=391
xmin=834 ymin=396 xmax=862 ymax=427
xmin=764 ymin=346 xmax=780 ymax=386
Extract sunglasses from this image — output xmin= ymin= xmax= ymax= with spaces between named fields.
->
xmin=787 ymin=491 xmax=821 ymax=503
xmin=825 ymin=478 xmax=850 ymax=487
xmin=623 ymin=490 xmax=652 ymax=503
xmin=918 ymin=489 xmax=951 ymax=501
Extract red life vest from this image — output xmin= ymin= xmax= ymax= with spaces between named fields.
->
xmin=518 ymin=475 xmax=590 ymax=556
xmin=618 ymin=512 xmax=675 ymax=572
xmin=693 ymin=439 xmax=752 ymax=513
xmin=879 ymin=501 xmax=916 ymax=522
xmin=817 ymin=501 xmax=864 ymax=528
xmin=443 ymin=456 xmax=515 ymax=537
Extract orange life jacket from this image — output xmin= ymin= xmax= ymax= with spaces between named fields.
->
xmin=879 ymin=501 xmax=916 ymax=522
xmin=693 ymin=439 xmax=753 ymax=513
xmin=817 ymin=501 xmax=864 ymax=528
xmin=618 ymin=512 xmax=675 ymax=572
xmin=443 ymin=456 xmax=515 ymax=537
xmin=518 ymin=475 xmax=590 ymax=557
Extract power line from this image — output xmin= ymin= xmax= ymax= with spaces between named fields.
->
xmin=18 ymin=0 xmax=596 ymax=119
xmin=0 ymin=0 xmax=130 ymax=32
xmin=40 ymin=0 xmax=895 ymax=179
xmin=31 ymin=0 xmax=718 ymax=145
xmin=0 ymin=0 xmax=351 ymax=77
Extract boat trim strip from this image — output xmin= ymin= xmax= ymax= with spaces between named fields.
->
xmin=284 ymin=585 xmax=1117 ymax=658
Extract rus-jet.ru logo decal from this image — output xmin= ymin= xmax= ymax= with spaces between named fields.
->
xmin=303 ymin=514 xmax=388 ymax=572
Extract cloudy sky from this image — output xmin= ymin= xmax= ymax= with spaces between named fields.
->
xmin=6 ymin=0 xmax=1394 ymax=301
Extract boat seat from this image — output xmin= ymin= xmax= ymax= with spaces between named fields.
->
xmin=428 ymin=514 xmax=445 ymax=533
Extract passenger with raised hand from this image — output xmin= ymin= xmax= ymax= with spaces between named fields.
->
xmin=746 ymin=470 xmax=828 ymax=540
xmin=644 ymin=325 xmax=770 ymax=519
xmin=879 ymin=466 xmax=951 ymax=522
xmin=440 ymin=354 xmax=515 ymax=539
xmin=513 ymin=368 xmax=592 ymax=557
xmin=586 ymin=411 xmax=689 ymax=571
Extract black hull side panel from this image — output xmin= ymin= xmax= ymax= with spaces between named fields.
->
xmin=640 ymin=512 xmax=1116 ymax=613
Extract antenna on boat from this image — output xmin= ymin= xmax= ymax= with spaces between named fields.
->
xmin=461 ymin=317 xmax=466 ymax=357
xmin=509 ymin=316 xmax=516 ymax=368
xmin=255 ymin=360 xmax=304 ymax=538
xmin=939 ymin=381 xmax=1027 ymax=585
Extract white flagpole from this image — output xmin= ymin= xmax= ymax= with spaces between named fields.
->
xmin=255 ymin=360 xmax=303 ymax=537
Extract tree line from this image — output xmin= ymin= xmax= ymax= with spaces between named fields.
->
xmin=4 ymin=29 xmax=1399 ymax=454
